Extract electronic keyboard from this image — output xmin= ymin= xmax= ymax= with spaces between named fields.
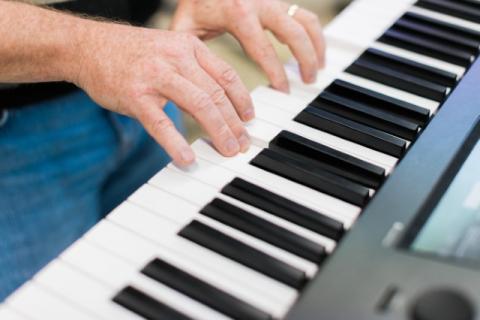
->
xmin=2 ymin=0 xmax=480 ymax=319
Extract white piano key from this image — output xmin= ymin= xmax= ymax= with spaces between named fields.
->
xmin=0 ymin=306 xmax=28 ymax=320
xmin=409 ymin=6 xmax=480 ymax=33
xmin=168 ymin=161 xmax=337 ymax=251
xmin=370 ymin=42 xmax=466 ymax=78
xmin=244 ymin=118 xmax=279 ymax=148
xmin=283 ymin=41 xmax=361 ymax=98
xmin=65 ymin=227 xmax=282 ymax=319
xmin=324 ymin=0 xmax=412 ymax=47
xmin=251 ymin=85 xmax=308 ymax=114
xmin=130 ymin=183 xmax=319 ymax=276
xmin=191 ymin=139 xmax=361 ymax=224
xmin=249 ymin=102 xmax=397 ymax=171
xmin=61 ymin=240 xmax=139 ymax=289
xmin=99 ymin=210 xmax=297 ymax=312
xmin=7 ymin=283 xmax=96 ymax=320
xmin=338 ymin=72 xmax=440 ymax=114
xmin=33 ymin=261 xmax=142 ymax=320
xmin=86 ymin=221 xmax=295 ymax=316
xmin=148 ymin=169 xmax=220 ymax=208
xmin=169 ymin=159 xmax=353 ymax=230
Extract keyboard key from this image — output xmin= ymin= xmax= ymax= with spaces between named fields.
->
xmin=34 ymin=260 xmax=142 ymax=320
xmin=193 ymin=140 xmax=362 ymax=224
xmin=113 ymin=286 xmax=192 ymax=320
xmin=346 ymin=58 xmax=448 ymax=101
xmin=7 ymin=283 xmax=95 ymax=320
xmin=202 ymin=198 xmax=327 ymax=263
xmin=416 ymin=0 xmax=480 ymax=24
xmin=325 ymin=79 xmax=430 ymax=125
xmin=269 ymin=130 xmax=386 ymax=188
xmin=312 ymin=91 xmax=420 ymax=140
xmin=360 ymin=48 xmax=458 ymax=87
xmin=251 ymin=148 xmax=371 ymax=206
xmin=221 ymin=178 xmax=345 ymax=240
xmin=179 ymin=220 xmax=307 ymax=289
xmin=295 ymin=106 xmax=407 ymax=157
xmin=395 ymin=16 xmax=480 ymax=55
xmin=0 ymin=307 xmax=28 ymax=320
xmin=142 ymin=258 xmax=272 ymax=320
xmin=379 ymin=29 xmax=475 ymax=67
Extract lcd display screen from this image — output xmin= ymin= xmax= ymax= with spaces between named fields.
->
xmin=412 ymin=140 xmax=480 ymax=262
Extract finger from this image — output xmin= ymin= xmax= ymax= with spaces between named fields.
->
xmin=161 ymin=72 xmax=240 ymax=157
xmin=195 ymin=43 xmax=255 ymax=122
xmin=261 ymin=4 xmax=318 ymax=83
xmin=229 ymin=16 xmax=289 ymax=93
xmin=293 ymin=8 xmax=326 ymax=68
xmin=180 ymin=58 xmax=250 ymax=152
xmin=136 ymin=99 xmax=195 ymax=166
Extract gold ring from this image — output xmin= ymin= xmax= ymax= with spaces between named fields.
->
xmin=287 ymin=4 xmax=300 ymax=17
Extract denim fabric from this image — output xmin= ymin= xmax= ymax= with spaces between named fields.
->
xmin=0 ymin=90 xmax=182 ymax=301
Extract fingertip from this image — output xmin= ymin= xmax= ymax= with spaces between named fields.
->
xmin=271 ymin=82 xmax=290 ymax=94
xmin=238 ymin=132 xmax=251 ymax=153
xmin=241 ymin=107 xmax=256 ymax=122
xmin=221 ymin=137 xmax=240 ymax=157
xmin=303 ymin=71 xmax=317 ymax=84
xmin=177 ymin=147 xmax=196 ymax=166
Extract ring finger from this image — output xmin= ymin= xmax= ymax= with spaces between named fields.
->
xmin=260 ymin=2 xmax=319 ymax=83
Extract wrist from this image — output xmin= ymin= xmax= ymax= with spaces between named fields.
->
xmin=61 ymin=16 xmax=100 ymax=86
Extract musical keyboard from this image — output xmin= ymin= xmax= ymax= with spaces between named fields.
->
xmin=3 ymin=0 xmax=480 ymax=319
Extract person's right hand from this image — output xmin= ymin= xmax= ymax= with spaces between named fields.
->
xmin=68 ymin=22 xmax=254 ymax=166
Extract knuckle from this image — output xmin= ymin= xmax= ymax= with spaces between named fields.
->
xmin=150 ymin=117 xmax=174 ymax=136
xmin=290 ymin=26 xmax=306 ymax=40
xmin=210 ymin=86 xmax=228 ymax=106
xmin=228 ymin=0 xmax=250 ymax=18
xmin=304 ymin=11 xmax=320 ymax=24
xmin=192 ymin=92 xmax=213 ymax=114
xmin=217 ymin=123 xmax=233 ymax=138
xmin=219 ymin=67 xmax=239 ymax=88
xmin=256 ymin=43 xmax=275 ymax=61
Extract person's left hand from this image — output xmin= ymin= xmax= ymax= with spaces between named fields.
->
xmin=170 ymin=0 xmax=325 ymax=93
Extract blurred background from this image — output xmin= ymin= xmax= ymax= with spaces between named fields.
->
xmin=150 ymin=0 xmax=352 ymax=142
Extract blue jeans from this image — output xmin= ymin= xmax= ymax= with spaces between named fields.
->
xmin=0 ymin=90 xmax=183 ymax=301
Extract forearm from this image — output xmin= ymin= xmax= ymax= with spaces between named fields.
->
xmin=0 ymin=0 xmax=90 ymax=84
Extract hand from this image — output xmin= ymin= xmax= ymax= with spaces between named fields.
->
xmin=171 ymin=0 xmax=326 ymax=92
xmin=71 ymin=22 xmax=253 ymax=166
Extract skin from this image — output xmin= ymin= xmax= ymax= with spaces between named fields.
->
xmin=0 ymin=0 xmax=325 ymax=166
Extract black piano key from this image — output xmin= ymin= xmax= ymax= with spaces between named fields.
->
xmin=395 ymin=18 xmax=480 ymax=55
xmin=142 ymin=258 xmax=272 ymax=320
xmin=113 ymin=286 xmax=192 ymax=320
xmin=179 ymin=220 xmax=307 ymax=289
xmin=202 ymin=198 xmax=328 ymax=263
xmin=295 ymin=106 xmax=407 ymax=157
xmin=361 ymin=48 xmax=458 ymax=87
xmin=346 ymin=59 xmax=448 ymax=101
xmin=403 ymin=12 xmax=480 ymax=44
xmin=250 ymin=148 xmax=371 ymax=206
xmin=326 ymin=79 xmax=430 ymax=125
xmin=416 ymin=0 xmax=480 ymax=24
xmin=379 ymin=29 xmax=475 ymax=67
xmin=269 ymin=130 xmax=386 ymax=189
xmin=221 ymin=178 xmax=345 ymax=241
xmin=312 ymin=91 xmax=420 ymax=140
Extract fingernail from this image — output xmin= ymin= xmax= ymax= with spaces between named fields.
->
xmin=225 ymin=138 xmax=240 ymax=155
xmin=238 ymin=132 xmax=251 ymax=153
xmin=242 ymin=108 xmax=255 ymax=122
xmin=180 ymin=148 xmax=195 ymax=164
xmin=279 ymin=83 xmax=290 ymax=94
